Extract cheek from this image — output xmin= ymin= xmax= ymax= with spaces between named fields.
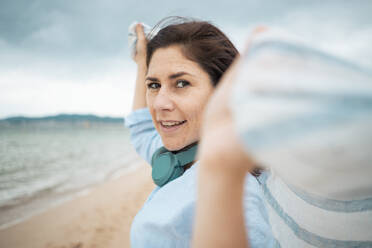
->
xmin=146 ymin=93 xmax=155 ymax=112
xmin=146 ymin=94 xmax=158 ymax=126
xmin=184 ymin=94 xmax=210 ymax=133
xmin=145 ymin=91 xmax=151 ymax=106
xmin=188 ymin=106 xmax=203 ymax=126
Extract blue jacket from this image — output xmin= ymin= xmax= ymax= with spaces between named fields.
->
xmin=125 ymin=108 xmax=275 ymax=247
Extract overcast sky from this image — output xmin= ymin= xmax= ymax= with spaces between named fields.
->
xmin=1 ymin=0 xmax=371 ymax=118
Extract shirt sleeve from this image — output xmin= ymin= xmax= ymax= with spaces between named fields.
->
xmin=125 ymin=108 xmax=163 ymax=164
xmin=243 ymin=173 xmax=276 ymax=248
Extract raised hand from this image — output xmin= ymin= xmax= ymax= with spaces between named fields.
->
xmin=133 ymin=23 xmax=148 ymax=65
xmin=131 ymin=23 xmax=148 ymax=110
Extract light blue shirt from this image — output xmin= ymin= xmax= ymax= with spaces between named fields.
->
xmin=125 ymin=108 xmax=275 ymax=248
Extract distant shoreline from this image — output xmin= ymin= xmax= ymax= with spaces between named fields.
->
xmin=0 ymin=114 xmax=125 ymax=125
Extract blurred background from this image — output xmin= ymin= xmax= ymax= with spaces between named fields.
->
xmin=1 ymin=0 xmax=372 ymax=118
xmin=0 ymin=0 xmax=371 ymax=231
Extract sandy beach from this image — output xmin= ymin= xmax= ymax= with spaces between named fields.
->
xmin=0 ymin=161 xmax=155 ymax=248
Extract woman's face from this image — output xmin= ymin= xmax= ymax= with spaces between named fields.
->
xmin=146 ymin=45 xmax=214 ymax=151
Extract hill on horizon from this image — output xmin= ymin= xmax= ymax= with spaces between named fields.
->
xmin=0 ymin=113 xmax=124 ymax=125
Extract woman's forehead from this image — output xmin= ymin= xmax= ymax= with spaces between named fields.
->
xmin=148 ymin=47 xmax=204 ymax=78
xmin=147 ymin=65 xmax=196 ymax=78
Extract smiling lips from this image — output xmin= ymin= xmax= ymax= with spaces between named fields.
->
xmin=159 ymin=120 xmax=187 ymax=133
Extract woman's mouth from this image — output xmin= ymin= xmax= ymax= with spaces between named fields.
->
xmin=159 ymin=120 xmax=187 ymax=133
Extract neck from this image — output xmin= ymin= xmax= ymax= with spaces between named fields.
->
xmin=184 ymin=161 xmax=196 ymax=171
xmin=173 ymin=141 xmax=198 ymax=154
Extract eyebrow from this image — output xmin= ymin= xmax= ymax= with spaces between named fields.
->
xmin=169 ymin=71 xmax=192 ymax=79
xmin=145 ymin=71 xmax=192 ymax=82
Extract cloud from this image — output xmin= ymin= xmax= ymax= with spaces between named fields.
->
xmin=0 ymin=58 xmax=137 ymax=118
xmin=0 ymin=0 xmax=371 ymax=118
xmin=277 ymin=7 xmax=372 ymax=68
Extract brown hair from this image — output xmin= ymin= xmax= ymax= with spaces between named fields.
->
xmin=146 ymin=17 xmax=239 ymax=86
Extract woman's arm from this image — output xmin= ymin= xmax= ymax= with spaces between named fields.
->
xmin=132 ymin=23 xmax=148 ymax=111
xmin=192 ymin=56 xmax=256 ymax=248
xmin=192 ymin=28 xmax=270 ymax=248
xmin=194 ymin=159 xmax=249 ymax=248
xmin=125 ymin=24 xmax=163 ymax=163
xmin=125 ymin=108 xmax=163 ymax=163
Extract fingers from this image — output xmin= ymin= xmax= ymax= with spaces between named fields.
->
xmin=252 ymin=25 xmax=269 ymax=35
xmin=242 ymin=25 xmax=269 ymax=54
xmin=134 ymin=23 xmax=147 ymax=64
xmin=135 ymin=23 xmax=146 ymax=43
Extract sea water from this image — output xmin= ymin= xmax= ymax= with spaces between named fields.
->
xmin=0 ymin=122 xmax=139 ymax=229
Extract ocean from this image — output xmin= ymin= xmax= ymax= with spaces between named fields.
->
xmin=0 ymin=122 xmax=139 ymax=229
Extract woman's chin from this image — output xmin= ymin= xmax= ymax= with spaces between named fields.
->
xmin=162 ymin=139 xmax=191 ymax=152
xmin=163 ymin=143 xmax=184 ymax=152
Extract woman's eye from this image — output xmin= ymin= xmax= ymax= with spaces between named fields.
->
xmin=176 ymin=80 xmax=190 ymax=88
xmin=147 ymin=82 xmax=160 ymax=90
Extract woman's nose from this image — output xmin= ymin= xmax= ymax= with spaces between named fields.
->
xmin=153 ymin=89 xmax=175 ymax=111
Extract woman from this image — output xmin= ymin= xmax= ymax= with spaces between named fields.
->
xmin=125 ymin=17 xmax=273 ymax=247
